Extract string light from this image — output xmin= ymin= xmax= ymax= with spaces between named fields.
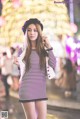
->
xmin=0 ymin=0 xmax=72 ymax=46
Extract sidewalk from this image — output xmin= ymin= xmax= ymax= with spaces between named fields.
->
xmin=10 ymin=79 xmax=80 ymax=110
xmin=47 ymin=79 xmax=80 ymax=110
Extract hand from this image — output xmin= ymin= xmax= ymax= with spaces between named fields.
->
xmin=42 ymin=36 xmax=51 ymax=48
xmin=13 ymin=57 xmax=19 ymax=65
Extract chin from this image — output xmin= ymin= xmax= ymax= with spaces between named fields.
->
xmin=31 ymin=39 xmax=36 ymax=41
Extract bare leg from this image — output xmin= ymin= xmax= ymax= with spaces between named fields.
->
xmin=35 ymin=100 xmax=47 ymax=119
xmin=12 ymin=76 xmax=19 ymax=91
xmin=21 ymin=102 xmax=37 ymax=119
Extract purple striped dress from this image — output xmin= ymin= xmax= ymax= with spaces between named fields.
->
xmin=19 ymin=50 xmax=56 ymax=102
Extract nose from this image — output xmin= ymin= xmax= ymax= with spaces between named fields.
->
xmin=30 ymin=30 xmax=34 ymax=35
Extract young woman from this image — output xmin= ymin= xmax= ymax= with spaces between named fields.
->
xmin=55 ymin=58 xmax=76 ymax=97
xmin=63 ymin=58 xmax=76 ymax=97
xmin=10 ymin=47 xmax=20 ymax=91
xmin=18 ymin=18 xmax=56 ymax=119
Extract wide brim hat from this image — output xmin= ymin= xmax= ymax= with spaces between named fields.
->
xmin=22 ymin=18 xmax=43 ymax=34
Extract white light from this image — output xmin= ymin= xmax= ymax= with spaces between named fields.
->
xmin=71 ymin=51 xmax=74 ymax=58
xmin=76 ymin=43 xmax=80 ymax=49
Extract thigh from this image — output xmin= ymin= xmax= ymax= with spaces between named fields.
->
xmin=35 ymin=100 xmax=47 ymax=119
xmin=22 ymin=102 xmax=37 ymax=119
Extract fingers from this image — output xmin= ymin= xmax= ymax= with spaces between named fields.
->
xmin=42 ymin=36 xmax=48 ymax=44
xmin=42 ymin=39 xmax=46 ymax=47
xmin=42 ymin=36 xmax=48 ymax=42
xmin=42 ymin=36 xmax=50 ymax=48
xmin=13 ymin=57 xmax=19 ymax=65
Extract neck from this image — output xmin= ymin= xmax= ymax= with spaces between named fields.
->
xmin=31 ymin=41 xmax=36 ymax=49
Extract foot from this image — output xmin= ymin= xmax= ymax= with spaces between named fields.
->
xmin=64 ymin=91 xmax=72 ymax=97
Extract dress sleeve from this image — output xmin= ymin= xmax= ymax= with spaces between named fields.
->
xmin=48 ymin=50 xmax=56 ymax=70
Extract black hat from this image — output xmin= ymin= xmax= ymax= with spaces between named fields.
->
xmin=22 ymin=18 xmax=43 ymax=34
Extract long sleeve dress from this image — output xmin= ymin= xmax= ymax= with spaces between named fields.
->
xmin=19 ymin=50 xmax=56 ymax=102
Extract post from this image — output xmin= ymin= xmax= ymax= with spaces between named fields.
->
xmin=69 ymin=0 xmax=74 ymax=23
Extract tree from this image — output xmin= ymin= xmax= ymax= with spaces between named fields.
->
xmin=0 ymin=0 xmax=72 ymax=46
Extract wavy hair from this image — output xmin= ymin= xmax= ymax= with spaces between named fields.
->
xmin=23 ymin=24 xmax=48 ymax=72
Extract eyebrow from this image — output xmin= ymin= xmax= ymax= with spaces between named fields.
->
xmin=27 ymin=28 xmax=37 ymax=30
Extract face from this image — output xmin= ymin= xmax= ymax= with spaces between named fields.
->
xmin=27 ymin=24 xmax=38 ymax=41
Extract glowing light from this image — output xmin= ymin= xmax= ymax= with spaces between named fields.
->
xmin=12 ymin=0 xmax=21 ymax=8
xmin=71 ymin=51 xmax=74 ymax=58
xmin=70 ymin=23 xmax=78 ymax=33
xmin=0 ymin=16 xmax=5 ymax=26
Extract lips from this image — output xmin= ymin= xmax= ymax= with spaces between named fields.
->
xmin=30 ymin=36 xmax=35 ymax=38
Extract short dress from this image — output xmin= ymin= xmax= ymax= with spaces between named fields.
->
xmin=19 ymin=50 xmax=56 ymax=102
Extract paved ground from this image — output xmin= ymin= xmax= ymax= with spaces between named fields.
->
xmin=0 ymin=97 xmax=62 ymax=119
xmin=0 ymin=75 xmax=80 ymax=119
xmin=9 ymin=78 xmax=80 ymax=110
xmin=46 ymin=79 xmax=80 ymax=110
xmin=0 ymin=97 xmax=80 ymax=119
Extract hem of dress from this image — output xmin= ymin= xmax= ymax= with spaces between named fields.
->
xmin=19 ymin=98 xmax=48 ymax=102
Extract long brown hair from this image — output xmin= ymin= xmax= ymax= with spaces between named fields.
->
xmin=23 ymin=24 xmax=48 ymax=72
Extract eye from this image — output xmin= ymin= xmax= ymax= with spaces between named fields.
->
xmin=27 ymin=29 xmax=31 ymax=32
xmin=34 ymin=29 xmax=38 ymax=32
xmin=27 ymin=29 xmax=38 ymax=32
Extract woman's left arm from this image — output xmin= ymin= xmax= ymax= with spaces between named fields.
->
xmin=48 ymin=50 xmax=56 ymax=70
xmin=42 ymin=36 xmax=56 ymax=70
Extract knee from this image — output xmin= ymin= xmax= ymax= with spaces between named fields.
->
xmin=26 ymin=114 xmax=37 ymax=119
xmin=24 ymin=110 xmax=37 ymax=119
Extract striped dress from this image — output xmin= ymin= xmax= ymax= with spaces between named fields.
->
xmin=19 ymin=49 xmax=56 ymax=102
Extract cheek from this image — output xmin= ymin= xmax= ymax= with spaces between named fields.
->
xmin=27 ymin=33 xmax=31 ymax=38
xmin=35 ymin=33 xmax=38 ymax=38
xmin=27 ymin=32 xmax=29 ymax=36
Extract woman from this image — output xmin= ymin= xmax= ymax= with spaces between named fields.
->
xmin=10 ymin=47 xmax=20 ymax=91
xmin=63 ymin=58 xmax=76 ymax=97
xmin=18 ymin=18 xmax=56 ymax=119
xmin=55 ymin=58 xmax=76 ymax=97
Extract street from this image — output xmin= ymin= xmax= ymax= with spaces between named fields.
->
xmin=0 ymin=78 xmax=80 ymax=119
xmin=0 ymin=97 xmax=80 ymax=119
xmin=48 ymin=106 xmax=80 ymax=119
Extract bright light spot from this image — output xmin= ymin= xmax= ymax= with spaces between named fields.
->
xmin=76 ymin=43 xmax=80 ymax=49
xmin=66 ymin=37 xmax=74 ymax=47
xmin=77 ymin=58 xmax=80 ymax=65
xmin=70 ymin=42 xmax=76 ymax=50
xmin=66 ymin=37 xmax=76 ymax=50
xmin=71 ymin=51 xmax=74 ymax=58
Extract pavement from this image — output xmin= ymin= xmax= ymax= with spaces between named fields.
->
xmin=9 ymin=78 xmax=80 ymax=111
xmin=46 ymin=79 xmax=80 ymax=110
